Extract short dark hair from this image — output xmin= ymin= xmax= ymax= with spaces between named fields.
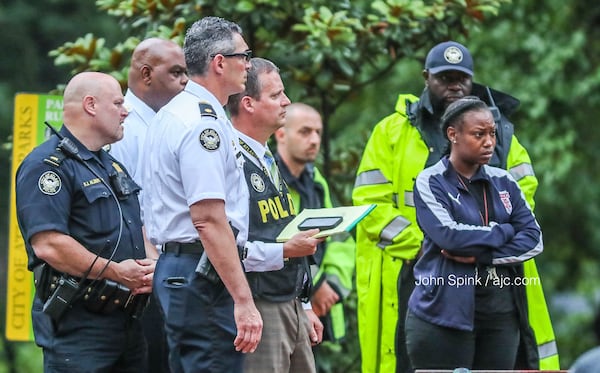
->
xmin=441 ymin=96 xmax=489 ymax=139
xmin=226 ymin=57 xmax=279 ymax=117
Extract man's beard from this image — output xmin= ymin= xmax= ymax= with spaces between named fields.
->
xmin=431 ymin=95 xmax=447 ymax=114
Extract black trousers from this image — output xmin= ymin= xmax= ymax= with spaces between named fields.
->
xmin=142 ymin=295 xmax=170 ymax=373
xmin=32 ymin=298 xmax=147 ymax=373
xmin=395 ymin=260 xmax=416 ymax=373
xmin=405 ymin=310 xmax=520 ymax=370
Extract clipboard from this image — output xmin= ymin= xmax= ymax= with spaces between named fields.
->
xmin=276 ymin=204 xmax=376 ymax=242
xmin=297 ymin=216 xmax=343 ymax=231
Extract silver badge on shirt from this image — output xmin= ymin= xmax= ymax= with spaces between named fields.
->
xmin=38 ymin=171 xmax=62 ymax=195
xmin=250 ymin=172 xmax=266 ymax=193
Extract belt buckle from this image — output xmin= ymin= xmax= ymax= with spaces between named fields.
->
xmin=163 ymin=242 xmax=182 ymax=256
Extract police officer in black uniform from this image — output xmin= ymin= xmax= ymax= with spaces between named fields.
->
xmin=227 ymin=57 xmax=323 ymax=373
xmin=16 ymin=72 xmax=156 ymax=373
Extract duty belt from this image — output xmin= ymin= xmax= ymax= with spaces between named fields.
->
xmin=33 ymin=263 xmax=148 ymax=320
xmin=163 ymin=241 xmax=204 ymax=255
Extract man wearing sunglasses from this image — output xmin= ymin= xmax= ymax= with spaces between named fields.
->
xmin=141 ymin=17 xmax=262 ymax=373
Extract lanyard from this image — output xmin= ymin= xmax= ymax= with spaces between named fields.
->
xmin=238 ymin=138 xmax=283 ymax=191
xmin=457 ymin=175 xmax=489 ymax=225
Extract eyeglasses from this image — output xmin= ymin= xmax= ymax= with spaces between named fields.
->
xmin=212 ymin=50 xmax=252 ymax=62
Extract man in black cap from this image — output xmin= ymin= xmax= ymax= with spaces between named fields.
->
xmin=352 ymin=40 xmax=559 ymax=372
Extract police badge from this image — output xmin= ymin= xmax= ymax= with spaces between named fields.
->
xmin=250 ymin=173 xmax=265 ymax=193
xmin=444 ymin=46 xmax=463 ymax=64
xmin=38 ymin=171 xmax=62 ymax=195
xmin=199 ymin=128 xmax=220 ymax=151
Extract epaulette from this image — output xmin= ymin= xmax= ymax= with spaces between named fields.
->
xmin=43 ymin=148 xmax=67 ymax=168
xmin=198 ymin=102 xmax=217 ymax=119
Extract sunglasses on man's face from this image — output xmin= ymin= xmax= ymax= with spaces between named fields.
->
xmin=212 ymin=50 xmax=252 ymax=62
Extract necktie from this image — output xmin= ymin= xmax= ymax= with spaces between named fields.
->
xmin=264 ymin=148 xmax=280 ymax=188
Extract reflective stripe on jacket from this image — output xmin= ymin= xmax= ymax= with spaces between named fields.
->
xmin=352 ymin=93 xmax=559 ymax=372
xmin=410 ymin=157 xmax=543 ymax=330
xmin=352 ymin=94 xmax=425 ymax=373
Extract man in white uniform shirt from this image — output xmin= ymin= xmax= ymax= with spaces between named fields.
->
xmin=141 ymin=17 xmax=262 ymax=373
xmin=227 ymin=57 xmax=323 ymax=373
xmin=109 ymin=37 xmax=187 ymax=373
xmin=110 ymin=38 xmax=187 ymax=185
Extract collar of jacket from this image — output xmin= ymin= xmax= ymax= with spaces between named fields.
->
xmin=441 ymin=156 xmax=490 ymax=186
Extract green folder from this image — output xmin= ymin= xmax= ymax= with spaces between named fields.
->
xmin=276 ymin=204 xmax=376 ymax=242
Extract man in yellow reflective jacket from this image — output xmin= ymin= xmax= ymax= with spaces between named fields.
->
xmin=352 ymin=41 xmax=559 ymax=373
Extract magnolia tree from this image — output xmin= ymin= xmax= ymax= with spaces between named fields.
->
xmin=46 ymin=1 xmax=512 ymax=371
xmin=51 ymin=0 xmax=508 ymax=181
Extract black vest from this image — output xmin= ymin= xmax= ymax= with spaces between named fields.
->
xmin=242 ymin=154 xmax=309 ymax=302
xmin=275 ymin=156 xmax=326 ymax=265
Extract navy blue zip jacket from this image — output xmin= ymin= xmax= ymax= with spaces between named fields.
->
xmin=408 ymin=156 xmax=543 ymax=331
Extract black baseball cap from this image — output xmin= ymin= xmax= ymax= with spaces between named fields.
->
xmin=425 ymin=41 xmax=473 ymax=76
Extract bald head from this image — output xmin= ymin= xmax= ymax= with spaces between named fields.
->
xmin=275 ymin=102 xmax=323 ymax=177
xmin=285 ymin=103 xmax=320 ymax=122
xmin=128 ymin=38 xmax=187 ymax=111
xmin=129 ymin=38 xmax=181 ymax=77
xmin=62 ymin=72 xmax=128 ymax=151
xmin=63 ymin=72 xmax=118 ymax=110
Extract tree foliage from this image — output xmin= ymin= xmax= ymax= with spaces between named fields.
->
xmin=43 ymin=1 xmax=510 ymax=372
xmin=5 ymin=0 xmax=600 ymax=370
xmin=49 ymin=0 xmax=509 ymax=176
xmin=466 ymin=1 xmax=600 ymax=365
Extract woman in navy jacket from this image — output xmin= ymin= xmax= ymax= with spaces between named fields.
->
xmin=405 ymin=96 xmax=543 ymax=370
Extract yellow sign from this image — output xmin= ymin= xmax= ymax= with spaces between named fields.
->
xmin=6 ymin=93 xmax=63 ymax=341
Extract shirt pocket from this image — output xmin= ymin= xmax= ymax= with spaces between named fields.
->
xmin=81 ymin=183 xmax=116 ymax=229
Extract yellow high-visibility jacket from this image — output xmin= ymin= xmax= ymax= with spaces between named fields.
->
xmin=352 ymin=93 xmax=559 ymax=372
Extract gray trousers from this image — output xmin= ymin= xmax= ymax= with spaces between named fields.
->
xmin=243 ymin=298 xmax=316 ymax=373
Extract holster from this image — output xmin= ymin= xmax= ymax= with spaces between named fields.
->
xmin=33 ymin=263 xmax=82 ymax=322
xmin=299 ymin=257 xmax=313 ymax=302
xmin=33 ymin=263 xmax=60 ymax=302
xmin=83 ymin=279 xmax=149 ymax=318
xmin=197 ymin=222 xmax=239 ymax=285
xmin=32 ymin=263 xmax=149 ymax=319
xmin=82 ymin=279 xmax=131 ymax=314
xmin=197 ymin=252 xmax=221 ymax=284
xmin=163 ymin=241 xmax=222 ymax=285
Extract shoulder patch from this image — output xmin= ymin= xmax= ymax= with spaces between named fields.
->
xmin=199 ymin=102 xmax=217 ymax=119
xmin=199 ymin=128 xmax=220 ymax=151
xmin=38 ymin=171 xmax=62 ymax=195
